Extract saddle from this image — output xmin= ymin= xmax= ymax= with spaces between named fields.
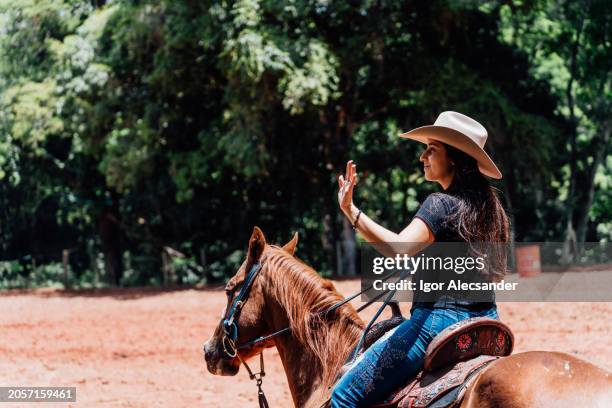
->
xmin=345 ymin=314 xmax=514 ymax=408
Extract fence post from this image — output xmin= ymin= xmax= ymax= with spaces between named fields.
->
xmin=162 ymin=246 xmax=184 ymax=286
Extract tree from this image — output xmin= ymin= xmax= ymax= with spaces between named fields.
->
xmin=2 ymin=0 xmax=606 ymax=287
xmin=495 ymin=0 xmax=611 ymax=254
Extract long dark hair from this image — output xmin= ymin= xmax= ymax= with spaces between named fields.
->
xmin=442 ymin=143 xmax=510 ymax=281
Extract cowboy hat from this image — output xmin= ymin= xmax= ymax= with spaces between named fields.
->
xmin=399 ymin=111 xmax=502 ymax=179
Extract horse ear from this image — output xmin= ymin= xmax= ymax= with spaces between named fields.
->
xmin=247 ymin=226 xmax=266 ymax=263
xmin=282 ymin=232 xmax=299 ymax=255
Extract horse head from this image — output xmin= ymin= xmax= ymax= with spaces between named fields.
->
xmin=203 ymin=226 xmax=298 ymax=376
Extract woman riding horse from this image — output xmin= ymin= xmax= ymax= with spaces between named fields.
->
xmin=333 ymin=111 xmax=510 ymax=407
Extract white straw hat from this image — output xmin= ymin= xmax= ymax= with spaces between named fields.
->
xmin=399 ymin=111 xmax=502 ymax=179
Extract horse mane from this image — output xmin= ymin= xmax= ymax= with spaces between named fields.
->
xmin=265 ymin=245 xmax=365 ymax=387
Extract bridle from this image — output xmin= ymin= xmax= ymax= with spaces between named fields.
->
xmin=220 ymin=257 xmax=272 ymax=408
xmin=221 ymin=258 xmax=269 ymax=358
xmin=217 ymin=255 xmax=406 ymax=408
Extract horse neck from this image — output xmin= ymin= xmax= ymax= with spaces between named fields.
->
xmin=262 ymin=251 xmax=364 ymax=407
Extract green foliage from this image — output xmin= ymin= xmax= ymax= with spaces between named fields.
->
xmin=493 ymin=0 xmax=611 ymax=241
xmin=0 ymin=0 xmax=609 ymax=289
xmin=0 ymin=261 xmax=75 ymax=289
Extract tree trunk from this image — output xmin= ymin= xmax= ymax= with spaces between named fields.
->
xmin=321 ymin=212 xmax=337 ymax=275
xmin=341 ymin=216 xmax=357 ymax=276
xmin=62 ymin=249 xmax=70 ymax=289
xmin=563 ymin=93 xmax=592 ymax=265
xmin=501 ymin=178 xmax=517 ymax=269
xmin=575 ymin=125 xmax=611 ymax=245
xmin=98 ymin=202 xmax=123 ymax=286
xmin=200 ymin=247 xmax=215 ymax=283
xmin=562 ymin=16 xmax=585 ymax=261
xmin=561 ymin=219 xmax=578 ymax=266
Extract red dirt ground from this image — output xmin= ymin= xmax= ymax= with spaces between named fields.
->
xmin=1 ymin=279 xmax=611 ymax=407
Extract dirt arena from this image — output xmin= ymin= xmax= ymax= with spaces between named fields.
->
xmin=1 ymin=277 xmax=611 ymax=407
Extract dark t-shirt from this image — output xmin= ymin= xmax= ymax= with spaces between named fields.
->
xmin=410 ymin=192 xmax=496 ymax=310
xmin=413 ymin=193 xmax=462 ymax=242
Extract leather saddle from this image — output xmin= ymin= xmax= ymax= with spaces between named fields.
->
xmin=343 ymin=309 xmax=514 ymax=408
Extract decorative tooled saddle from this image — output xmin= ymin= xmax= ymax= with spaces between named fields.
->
xmin=368 ymin=316 xmax=514 ymax=408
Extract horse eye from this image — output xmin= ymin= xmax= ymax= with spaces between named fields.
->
xmin=224 ymin=281 xmax=243 ymax=298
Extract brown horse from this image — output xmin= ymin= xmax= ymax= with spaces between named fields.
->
xmin=204 ymin=227 xmax=612 ymax=407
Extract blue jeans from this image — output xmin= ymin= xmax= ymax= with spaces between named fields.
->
xmin=330 ymin=304 xmax=499 ymax=408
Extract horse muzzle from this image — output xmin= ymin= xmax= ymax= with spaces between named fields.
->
xmin=203 ymin=340 xmax=240 ymax=376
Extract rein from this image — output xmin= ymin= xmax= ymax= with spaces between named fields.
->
xmin=219 ymin=257 xmax=405 ymax=407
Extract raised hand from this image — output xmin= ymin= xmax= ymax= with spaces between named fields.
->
xmin=338 ymin=160 xmax=358 ymax=216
